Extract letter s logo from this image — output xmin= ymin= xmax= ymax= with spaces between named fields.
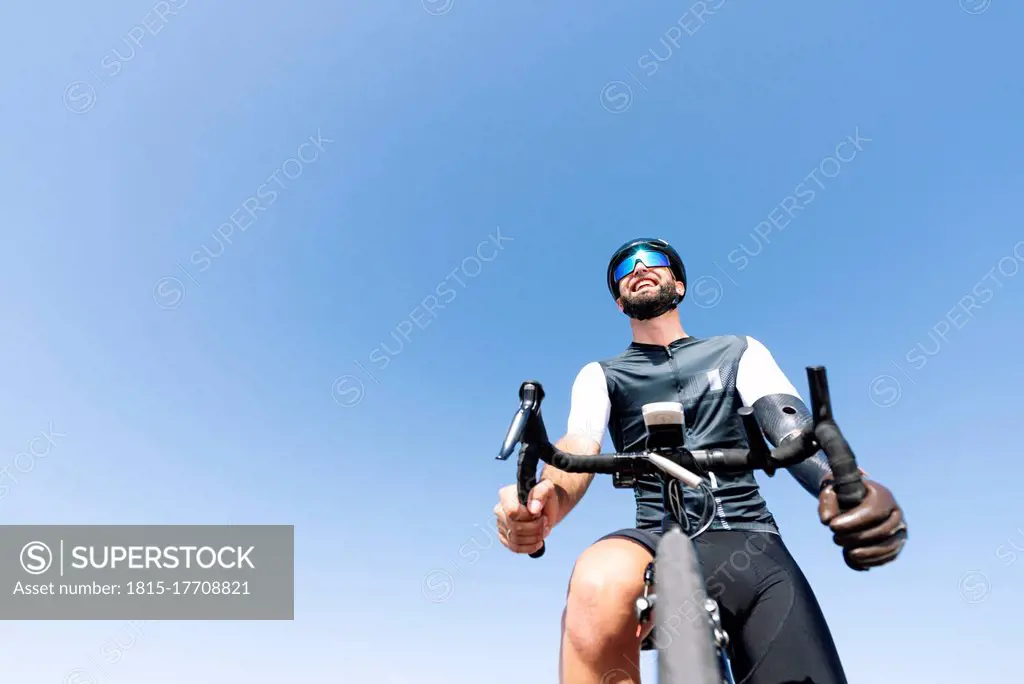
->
xmin=20 ymin=541 xmax=52 ymax=575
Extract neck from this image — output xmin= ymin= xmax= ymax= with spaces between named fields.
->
xmin=629 ymin=309 xmax=688 ymax=346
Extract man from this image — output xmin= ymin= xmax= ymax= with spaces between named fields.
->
xmin=493 ymin=238 xmax=908 ymax=684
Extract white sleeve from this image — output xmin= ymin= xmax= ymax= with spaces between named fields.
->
xmin=565 ymin=362 xmax=611 ymax=446
xmin=736 ymin=337 xmax=801 ymax=406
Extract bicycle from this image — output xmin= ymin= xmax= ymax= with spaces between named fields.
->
xmin=495 ymin=365 xmax=867 ymax=684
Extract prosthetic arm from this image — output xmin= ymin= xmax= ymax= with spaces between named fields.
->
xmin=751 ymin=392 xmax=833 ymax=495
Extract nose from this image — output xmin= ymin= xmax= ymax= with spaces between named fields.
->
xmin=628 ymin=263 xmax=656 ymax=290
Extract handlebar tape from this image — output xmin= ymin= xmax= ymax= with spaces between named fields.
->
xmin=546 ymin=449 xmax=620 ymax=473
xmin=516 ymin=445 xmax=546 ymax=558
xmin=814 ymin=421 xmax=867 ymax=510
xmin=689 ymin=448 xmax=755 ymax=471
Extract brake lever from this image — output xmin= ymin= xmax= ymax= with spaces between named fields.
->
xmin=497 ymin=381 xmax=545 ymax=460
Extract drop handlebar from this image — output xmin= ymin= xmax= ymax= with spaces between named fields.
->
xmin=496 ymin=366 xmax=866 ymax=559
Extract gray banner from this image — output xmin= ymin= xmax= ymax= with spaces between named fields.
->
xmin=0 ymin=525 xmax=293 ymax=619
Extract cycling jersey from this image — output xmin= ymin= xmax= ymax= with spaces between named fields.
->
xmin=566 ymin=335 xmax=832 ymax=534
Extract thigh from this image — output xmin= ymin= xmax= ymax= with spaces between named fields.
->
xmin=561 ymin=535 xmax=656 ymax=683
xmin=733 ymin=535 xmax=848 ymax=684
xmin=585 ymin=529 xmax=658 ymax=642
xmin=569 ymin=530 xmax=655 ymax=603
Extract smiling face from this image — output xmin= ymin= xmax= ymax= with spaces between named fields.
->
xmin=615 ymin=261 xmax=685 ymax=319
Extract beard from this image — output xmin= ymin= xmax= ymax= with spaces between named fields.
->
xmin=620 ymin=280 xmax=680 ymax=320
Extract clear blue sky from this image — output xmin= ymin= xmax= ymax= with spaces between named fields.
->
xmin=2 ymin=1 xmax=1022 ymax=682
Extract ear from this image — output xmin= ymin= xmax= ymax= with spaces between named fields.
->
xmin=615 ymin=297 xmax=625 ymax=312
xmin=676 ymin=281 xmax=686 ymax=298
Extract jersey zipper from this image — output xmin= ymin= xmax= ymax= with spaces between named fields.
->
xmin=664 ymin=345 xmax=683 ymax=395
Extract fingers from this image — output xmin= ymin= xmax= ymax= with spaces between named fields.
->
xmin=832 ymin=507 xmax=904 ymax=547
xmin=498 ymin=524 xmax=545 ymax=555
xmin=842 ymin=527 xmax=907 ymax=570
xmin=818 ymin=485 xmax=838 ymax=525
xmin=826 ymin=481 xmax=898 ymax=534
xmin=494 ymin=488 xmax=523 ymax=552
xmin=528 ymin=479 xmax=557 ymax=517
xmin=494 ymin=485 xmax=550 ymax=554
xmin=497 ymin=516 xmax=548 ymax=554
xmin=820 ymin=479 xmax=908 ymax=570
xmin=498 ymin=484 xmax=522 ymax=516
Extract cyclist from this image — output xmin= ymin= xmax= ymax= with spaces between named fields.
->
xmin=493 ymin=238 xmax=908 ymax=684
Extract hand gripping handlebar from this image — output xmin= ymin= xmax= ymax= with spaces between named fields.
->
xmin=496 ymin=366 xmax=866 ymax=559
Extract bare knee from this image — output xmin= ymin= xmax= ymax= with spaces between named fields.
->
xmin=563 ymin=539 xmax=651 ymax=663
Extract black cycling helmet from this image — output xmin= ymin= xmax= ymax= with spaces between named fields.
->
xmin=606 ymin=237 xmax=687 ymax=300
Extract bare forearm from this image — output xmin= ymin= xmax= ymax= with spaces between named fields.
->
xmin=540 ymin=434 xmax=600 ymax=526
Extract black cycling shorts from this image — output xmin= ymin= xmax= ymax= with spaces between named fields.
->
xmin=599 ymin=527 xmax=848 ymax=684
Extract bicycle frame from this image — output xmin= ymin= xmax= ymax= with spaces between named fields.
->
xmin=655 ymin=528 xmax=733 ymax=684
